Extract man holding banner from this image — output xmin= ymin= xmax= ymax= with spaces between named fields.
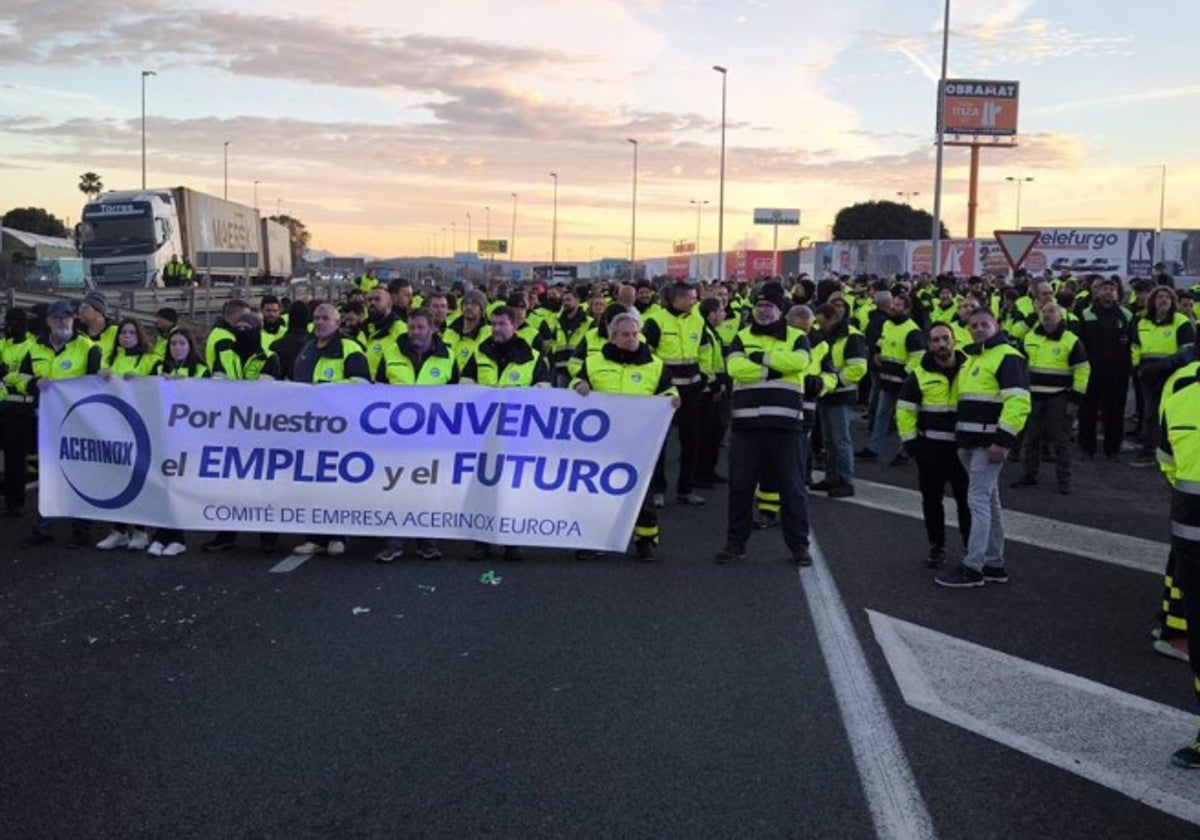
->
xmin=572 ymin=311 xmax=679 ymax=561
xmin=16 ymin=300 xmax=102 ymax=547
xmin=290 ymin=303 xmax=371 ymax=557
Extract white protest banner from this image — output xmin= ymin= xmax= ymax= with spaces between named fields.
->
xmin=38 ymin=379 xmax=675 ymax=551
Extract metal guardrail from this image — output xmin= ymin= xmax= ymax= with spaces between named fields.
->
xmin=2 ymin=282 xmax=350 ymax=332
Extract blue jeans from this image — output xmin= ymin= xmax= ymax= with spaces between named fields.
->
xmin=959 ymin=447 xmax=1006 ymax=571
xmin=867 ymin=389 xmax=900 ymax=455
xmin=818 ymin=403 xmax=855 ymax=486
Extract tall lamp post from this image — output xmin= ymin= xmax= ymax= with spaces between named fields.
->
xmin=510 ymin=193 xmax=518 ymax=262
xmin=931 ymin=0 xmax=950 ymax=276
xmin=466 ymin=212 xmax=472 ymax=254
xmin=253 ymin=180 xmax=261 ymax=212
xmin=550 ymin=172 xmax=559 ymax=282
xmin=1005 ymin=176 xmax=1034 ymax=228
xmin=628 ymin=138 xmax=638 ymax=280
xmin=141 ymin=69 xmax=156 ymax=189
xmin=713 ymin=65 xmax=727 ymax=282
xmin=451 ymin=221 xmax=457 ymax=254
xmin=690 ymin=199 xmax=710 ymax=279
xmin=484 ymin=205 xmax=491 ymax=238
xmin=223 ymin=140 xmax=232 ymax=200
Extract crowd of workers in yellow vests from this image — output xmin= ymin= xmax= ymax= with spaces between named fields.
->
xmin=8 ymin=262 xmax=1200 ymax=768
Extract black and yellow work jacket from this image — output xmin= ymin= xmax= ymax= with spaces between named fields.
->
xmin=877 ymin=315 xmax=925 ymax=393
xmin=572 ymin=342 xmax=676 ymax=399
xmin=292 ymin=336 xmax=370 ymax=384
xmin=1158 ymin=375 xmax=1200 ymax=549
xmin=379 ymin=337 xmax=459 ymax=386
xmin=642 ymin=304 xmax=711 ymax=392
xmin=726 ymin=318 xmax=811 ymax=432
xmin=462 ymin=336 xmax=551 ymax=388
xmin=896 ymin=350 xmax=964 ymax=449
xmin=816 ymin=319 xmax=867 ymax=406
xmin=955 ymin=333 xmax=1030 ymax=450
xmin=1022 ymin=322 xmax=1089 ymax=401
xmin=13 ymin=334 xmax=102 ymax=404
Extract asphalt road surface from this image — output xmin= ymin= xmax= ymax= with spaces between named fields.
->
xmin=3 ymin=424 xmax=1197 ymax=838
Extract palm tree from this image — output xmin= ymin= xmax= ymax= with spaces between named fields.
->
xmin=78 ymin=172 xmax=104 ymax=200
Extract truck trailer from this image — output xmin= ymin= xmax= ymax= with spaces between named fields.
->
xmin=79 ymin=187 xmax=291 ymax=287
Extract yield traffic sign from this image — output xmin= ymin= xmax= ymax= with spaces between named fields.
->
xmin=994 ymin=229 xmax=1040 ymax=271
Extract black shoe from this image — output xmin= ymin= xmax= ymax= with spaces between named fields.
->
xmin=981 ymin=564 xmax=1009 ymax=583
xmin=635 ymin=539 xmax=656 ymax=562
xmin=827 ymin=483 xmax=855 ymax=498
xmin=1010 ymin=476 xmax=1038 ymax=488
xmin=792 ymin=548 xmax=813 ymax=567
xmin=935 ymin=563 xmax=985 ymax=588
xmin=709 ymin=473 xmax=727 ymax=484
xmin=1171 ymin=737 xmax=1200 ymax=769
xmin=926 ymin=545 xmax=946 ymax=568
xmin=888 ymin=452 xmax=910 ymax=467
xmin=809 ymin=479 xmax=832 ymax=492
xmin=21 ymin=531 xmax=53 ymax=547
xmin=714 ymin=546 xmax=747 ymax=565
xmin=854 ymin=447 xmax=877 ymax=461
xmin=65 ymin=534 xmax=91 ymax=550
xmin=203 ymin=537 xmax=236 ymax=552
xmin=575 ymin=549 xmax=601 ymax=561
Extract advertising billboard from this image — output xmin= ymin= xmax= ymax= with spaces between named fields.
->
xmin=1021 ymin=228 xmax=1156 ymax=278
xmin=941 ymin=79 xmax=1019 ymax=136
xmin=753 ymin=208 xmax=801 ymax=225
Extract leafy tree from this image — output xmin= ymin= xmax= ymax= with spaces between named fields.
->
xmin=832 ymin=200 xmax=949 ymax=241
xmin=271 ymin=214 xmax=311 ymax=270
xmin=2 ymin=207 xmax=69 ymax=237
xmin=78 ymin=172 xmax=104 ymax=200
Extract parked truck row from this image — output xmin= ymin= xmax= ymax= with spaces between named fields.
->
xmin=79 ymin=186 xmax=292 ymax=288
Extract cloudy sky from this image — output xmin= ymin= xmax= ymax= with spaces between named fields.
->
xmin=1 ymin=0 xmax=1195 ymax=261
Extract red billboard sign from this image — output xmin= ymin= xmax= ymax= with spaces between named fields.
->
xmin=941 ymin=79 xmax=1019 ymax=136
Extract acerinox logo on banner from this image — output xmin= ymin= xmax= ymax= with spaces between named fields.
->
xmin=57 ymin=394 xmax=152 ymax=509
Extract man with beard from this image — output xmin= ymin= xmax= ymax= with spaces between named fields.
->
xmin=1077 ymin=276 xmax=1134 ymax=461
xmin=361 ymin=285 xmax=408 ymax=382
xmin=445 ymin=289 xmax=492 ymax=371
xmin=374 ymin=308 xmax=459 ymax=563
xmin=388 ymin=278 xmax=415 ymax=322
xmin=715 ymin=281 xmax=813 ymax=566
xmin=76 ymin=291 xmax=118 ymax=359
xmin=205 ymin=298 xmax=249 ymax=369
xmin=1132 ymin=285 xmax=1194 ymax=466
xmin=461 ymin=306 xmax=552 ymax=563
xmin=259 ymin=295 xmax=287 ymax=350
xmin=859 ymin=293 xmax=925 ymax=465
xmin=550 ymin=286 xmax=591 ymax=387
xmin=15 ymin=301 xmax=102 ymax=546
xmin=424 ymin=291 xmax=451 ymax=335
xmin=897 ymin=322 xmax=971 ymax=567
xmin=643 ymin=282 xmax=712 ymax=507
xmin=204 ymin=312 xmax=284 ymax=553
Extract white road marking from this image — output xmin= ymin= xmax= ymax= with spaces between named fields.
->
xmin=816 ymin=473 xmax=1167 ymax=575
xmin=868 ymin=610 xmax=1200 ymax=826
xmin=801 ymin=540 xmax=938 ymax=839
xmin=269 ymin=554 xmax=311 ymax=573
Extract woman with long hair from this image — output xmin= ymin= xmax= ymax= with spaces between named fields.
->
xmin=147 ymin=327 xmax=209 ymax=556
xmin=95 ymin=319 xmax=162 ymax=552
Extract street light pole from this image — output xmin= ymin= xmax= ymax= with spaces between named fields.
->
xmin=276 ymin=198 xmax=282 ymax=217
xmin=628 ymin=138 xmax=638 ymax=281
xmin=466 ymin=212 xmax=472 ymax=253
xmin=690 ymin=199 xmax=709 ymax=279
xmin=1005 ymin=176 xmax=1034 ymax=228
xmin=141 ymin=70 xmax=155 ymax=189
xmin=550 ymin=172 xmax=559 ymax=282
xmin=931 ymin=0 xmax=950 ymax=277
xmin=485 ymin=206 xmax=491 ymax=239
xmin=451 ymin=221 xmax=457 ymax=254
xmin=253 ymin=180 xmax=261 ymax=212
xmin=223 ymin=140 xmax=232 ymax=200
xmin=713 ymin=65 xmax=727 ymax=282
xmin=510 ymin=193 xmax=518 ymax=262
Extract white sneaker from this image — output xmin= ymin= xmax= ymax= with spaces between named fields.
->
xmin=127 ymin=530 xmax=150 ymax=551
xmin=374 ymin=546 xmax=404 ymax=563
xmin=652 ymin=493 xmax=666 ymax=509
xmin=327 ymin=540 xmax=346 ymax=556
xmin=162 ymin=542 xmax=187 ymax=556
xmin=96 ymin=530 xmax=129 ymax=550
xmin=293 ymin=541 xmax=325 ymax=555
xmin=146 ymin=541 xmax=165 ymax=556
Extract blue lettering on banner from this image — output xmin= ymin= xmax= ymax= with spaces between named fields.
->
xmin=451 ymin=452 xmax=637 ymax=495
xmin=359 ymin=400 xmax=610 ymax=443
xmin=197 ymin=446 xmax=374 ymax=483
